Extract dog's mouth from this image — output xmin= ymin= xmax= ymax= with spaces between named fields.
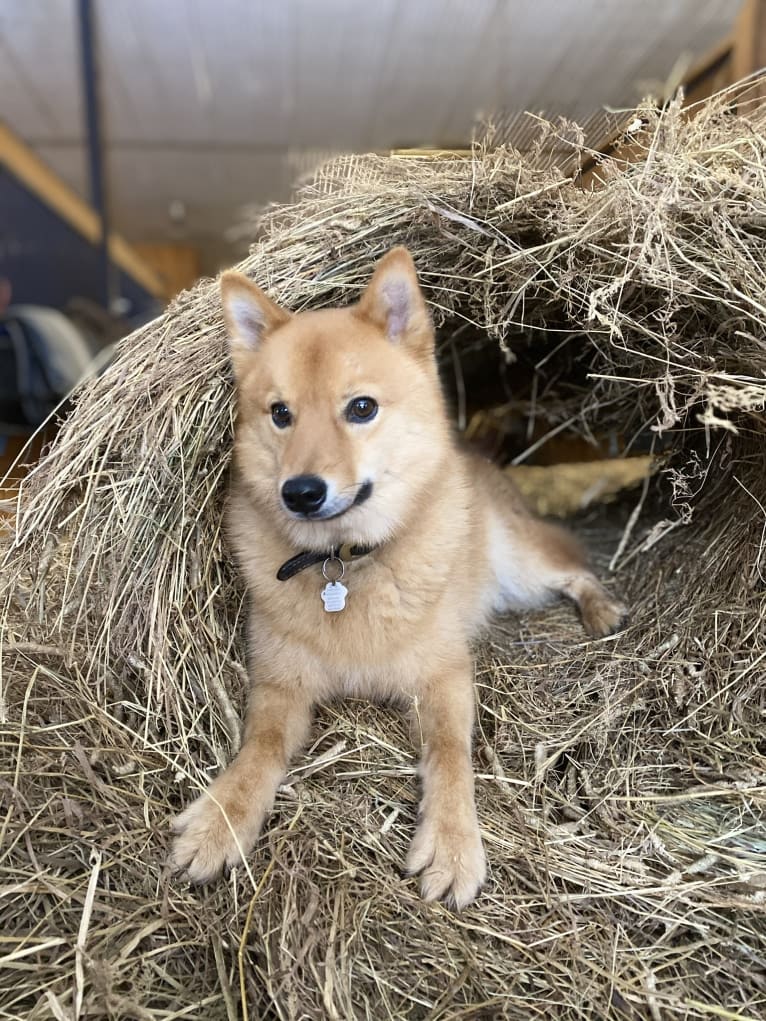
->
xmin=302 ymin=480 xmax=373 ymax=521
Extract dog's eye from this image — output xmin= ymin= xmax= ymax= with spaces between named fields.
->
xmin=346 ymin=396 xmax=378 ymax=423
xmin=271 ymin=402 xmax=293 ymax=428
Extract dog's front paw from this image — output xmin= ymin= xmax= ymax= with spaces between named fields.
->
xmin=406 ymin=816 xmax=486 ymax=909
xmin=170 ymin=777 xmax=264 ymax=884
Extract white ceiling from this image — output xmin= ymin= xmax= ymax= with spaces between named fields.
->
xmin=0 ymin=0 xmax=741 ymax=269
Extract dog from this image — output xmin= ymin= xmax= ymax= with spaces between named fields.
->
xmin=171 ymin=247 xmax=626 ymax=908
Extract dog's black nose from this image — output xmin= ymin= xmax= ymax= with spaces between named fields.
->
xmin=281 ymin=474 xmax=327 ymax=515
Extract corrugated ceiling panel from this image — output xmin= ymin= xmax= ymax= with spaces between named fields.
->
xmin=0 ymin=0 xmax=743 ymax=263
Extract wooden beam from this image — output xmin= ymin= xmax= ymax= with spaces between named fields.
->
xmin=0 ymin=120 xmax=163 ymax=299
xmin=576 ymin=26 xmax=742 ymax=189
xmin=683 ymin=33 xmax=734 ymax=104
xmin=132 ymin=243 xmax=201 ymax=300
xmin=732 ymin=0 xmax=766 ymax=95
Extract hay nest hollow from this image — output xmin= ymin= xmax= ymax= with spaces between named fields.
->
xmin=2 ymin=79 xmax=766 ymax=1020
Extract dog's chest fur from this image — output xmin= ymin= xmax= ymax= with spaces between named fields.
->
xmin=227 ymin=470 xmax=496 ymax=696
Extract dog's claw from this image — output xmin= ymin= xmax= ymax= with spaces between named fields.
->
xmin=170 ymin=786 xmax=258 ymax=885
xmin=406 ymin=818 xmax=486 ymax=910
xmin=583 ymin=598 xmax=628 ymax=638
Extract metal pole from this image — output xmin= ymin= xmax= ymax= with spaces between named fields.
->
xmin=77 ymin=0 xmax=113 ymax=311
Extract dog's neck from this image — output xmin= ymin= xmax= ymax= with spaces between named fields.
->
xmin=276 ymin=542 xmax=377 ymax=581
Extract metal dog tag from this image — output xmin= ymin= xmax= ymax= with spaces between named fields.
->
xmin=321 ymin=580 xmax=348 ymax=612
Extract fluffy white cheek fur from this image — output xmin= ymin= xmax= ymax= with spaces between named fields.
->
xmin=351 ymin=416 xmax=447 ymax=534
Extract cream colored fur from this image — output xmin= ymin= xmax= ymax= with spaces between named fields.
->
xmin=171 ymin=247 xmax=626 ymax=908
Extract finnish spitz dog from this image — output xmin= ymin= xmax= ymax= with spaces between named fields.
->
xmin=171 ymin=247 xmax=625 ymax=907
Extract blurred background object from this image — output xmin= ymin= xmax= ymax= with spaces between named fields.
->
xmin=0 ymin=0 xmax=760 ymax=496
xmin=0 ymin=0 xmax=747 ymax=284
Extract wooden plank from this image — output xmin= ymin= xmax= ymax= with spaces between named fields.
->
xmin=132 ymin=243 xmax=201 ymax=299
xmin=0 ymin=121 xmax=163 ymax=298
xmin=684 ymin=33 xmax=734 ymax=104
xmin=111 ymin=237 xmax=166 ymax=298
xmin=731 ymin=0 xmax=766 ymax=95
xmin=0 ymin=121 xmax=98 ymax=243
xmin=576 ymin=28 xmax=738 ymax=190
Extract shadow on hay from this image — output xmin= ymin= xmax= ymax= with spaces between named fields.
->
xmin=1 ymin=78 xmax=766 ymax=1020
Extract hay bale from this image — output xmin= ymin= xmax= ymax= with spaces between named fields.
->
xmin=1 ymin=79 xmax=765 ymax=1019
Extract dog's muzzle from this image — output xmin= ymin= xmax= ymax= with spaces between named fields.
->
xmin=281 ymin=477 xmax=373 ymax=519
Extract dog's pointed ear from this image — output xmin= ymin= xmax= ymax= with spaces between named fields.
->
xmin=220 ymin=271 xmax=291 ymax=368
xmin=355 ymin=247 xmax=433 ymax=357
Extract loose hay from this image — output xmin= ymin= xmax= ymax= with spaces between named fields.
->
xmin=2 ymin=78 xmax=766 ymax=1020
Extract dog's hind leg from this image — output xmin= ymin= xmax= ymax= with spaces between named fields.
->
xmin=489 ymin=511 xmax=627 ymax=638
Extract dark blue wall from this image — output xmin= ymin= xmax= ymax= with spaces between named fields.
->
xmin=0 ymin=166 xmax=159 ymax=322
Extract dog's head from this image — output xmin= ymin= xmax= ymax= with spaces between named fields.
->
xmin=221 ymin=247 xmax=451 ymax=550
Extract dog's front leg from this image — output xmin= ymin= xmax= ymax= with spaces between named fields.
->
xmin=406 ymin=650 xmax=486 ymax=908
xmin=171 ymin=679 xmax=312 ymax=883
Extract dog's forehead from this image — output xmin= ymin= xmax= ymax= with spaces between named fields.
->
xmin=265 ymin=308 xmax=390 ymax=389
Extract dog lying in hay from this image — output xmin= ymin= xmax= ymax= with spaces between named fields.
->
xmin=171 ymin=246 xmax=626 ymax=907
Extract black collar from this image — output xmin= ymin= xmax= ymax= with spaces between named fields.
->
xmin=276 ymin=542 xmax=376 ymax=581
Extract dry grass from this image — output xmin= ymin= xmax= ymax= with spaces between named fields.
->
xmin=2 ymin=77 xmax=766 ymax=1020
